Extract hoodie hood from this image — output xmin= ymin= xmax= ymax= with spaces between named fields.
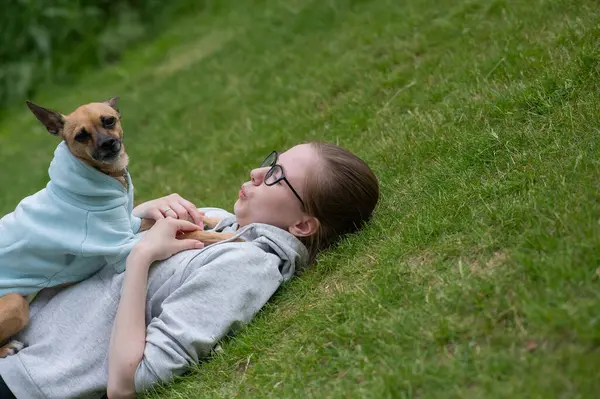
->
xmin=47 ymin=141 xmax=133 ymax=211
xmin=212 ymin=214 xmax=309 ymax=280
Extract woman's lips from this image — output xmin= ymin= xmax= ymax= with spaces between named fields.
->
xmin=239 ymin=185 xmax=248 ymax=199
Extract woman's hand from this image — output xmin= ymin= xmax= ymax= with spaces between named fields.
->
xmin=133 ymin=193 xmax=204 ymax=227
xmin=132 ymin=218 xmax=204 ymax=264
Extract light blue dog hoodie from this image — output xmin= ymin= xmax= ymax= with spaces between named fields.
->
xmin=0 ymin=141 xmax=142 ymax=297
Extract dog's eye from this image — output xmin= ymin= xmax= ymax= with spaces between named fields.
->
xmin=75 ymin=129 xmax=90 ymax=142
xmin=102 ymin=116 xmax=116 ymax=129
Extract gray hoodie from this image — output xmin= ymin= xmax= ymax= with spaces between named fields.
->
xmin=0 ymin=208 xmax=308 ymax=399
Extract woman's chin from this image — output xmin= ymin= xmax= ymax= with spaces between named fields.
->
xmin=233 ymin=201 xmax=248 ymax=226
xmin=233 ymin=199 xmax=242 ymax=214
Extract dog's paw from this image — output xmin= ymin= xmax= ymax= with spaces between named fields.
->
xmin=8 ymin=340 xmax=25 ymax=354
xmin=0 ymin=340 xmax=25 ymax=358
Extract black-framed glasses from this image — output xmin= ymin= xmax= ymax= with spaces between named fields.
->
xmin=260 ymin=151 xmax=305 ymax=208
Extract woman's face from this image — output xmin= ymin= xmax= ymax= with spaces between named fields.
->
xmin=234 ymin=144 xmax=318 ymax=234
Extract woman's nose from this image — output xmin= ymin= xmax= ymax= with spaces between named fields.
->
xmin=250 ymin=168 xmax=266 ymax=185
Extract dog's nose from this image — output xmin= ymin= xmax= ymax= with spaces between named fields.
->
xmin=100 ymin=137 xmax=120 ymax=152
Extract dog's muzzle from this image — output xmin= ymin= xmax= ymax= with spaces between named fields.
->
xmin=94 ymin=137 xmax=121 ymax=162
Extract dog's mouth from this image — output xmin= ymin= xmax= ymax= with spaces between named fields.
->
xmin=90 ymin=136 xmax=122 ymax=163
xmin=92 ymin=147 xmax=122 ymax=164
xmin=98 ymin=153 xmax=119 ymax=163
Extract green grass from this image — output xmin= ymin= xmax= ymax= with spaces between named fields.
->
xmin=2 ymin=0 xmax=600 ymax=397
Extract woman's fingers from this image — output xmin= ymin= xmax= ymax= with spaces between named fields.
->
xmin=139 ymin=194 xmax=204 ymax=228
xmin=178 ymin=198 xmax=204 ymax=227
xmin=146 ymin=208 xmax=165 ymax=222
xmin=171 ymin=219 xmax=202 ymax=233
xmin=136 ymin=218 xmax=204 ymax=262
xmin=167 ymin=201 xmax=188 ymax=220
xmin=161 ymin=196 xmax=203 ymax=228
xmin=168 ymin=221 xmax=203 ymax=254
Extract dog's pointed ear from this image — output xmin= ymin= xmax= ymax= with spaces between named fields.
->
xmin=26 ymin=101 xmax=65 ymax=136
xmin=104 ymin=96 xmax=121 ymax=117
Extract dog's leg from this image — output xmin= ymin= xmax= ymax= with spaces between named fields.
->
xmin=201 ymin=216 xmax=221 ymax=229
xmin=180 ymin=230 xmax=241 ymax=245
xmin=138 ymin=218 xmax=155 ymax=232
xmin=0 ymin=340 xmax=25 ymax=358
xmin=0 ymin=293 xmax=29 ymax=358
xmin=139 ymin=215 xmax=222 ymax=233
xmin=0 ymin=294 xmax=29 ymax=341
xmin=180 ymin=217 xmax=237 ymax=245
xmin=139 ymin=215 xmax=236 ymax=245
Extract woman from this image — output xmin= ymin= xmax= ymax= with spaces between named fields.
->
xmin=0 ymin=142 xmax=379 ymax=399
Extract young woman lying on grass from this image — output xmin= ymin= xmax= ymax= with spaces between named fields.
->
xmin=0 ymin=142 xmax=379 ymax=399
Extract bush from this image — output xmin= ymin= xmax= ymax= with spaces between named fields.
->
xmin=0 ymin=0 xmax=202 ymax=110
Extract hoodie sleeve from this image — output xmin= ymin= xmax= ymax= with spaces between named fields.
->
xmin=82 ymin=208 xmax=139 ymax=272
xmin=131 ymin=214 xmax=142 ymax=234
xmin=134 ymin=244 xmax=284 ymax=392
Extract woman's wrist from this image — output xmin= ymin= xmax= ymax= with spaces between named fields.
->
xmin=128 ymin=245 xmax=155 ymax=267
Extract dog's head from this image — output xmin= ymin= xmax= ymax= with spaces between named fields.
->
xmin=26 ymin=98 xmax=128 ymax=173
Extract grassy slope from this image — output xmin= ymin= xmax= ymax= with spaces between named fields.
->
xmin=1 ymin=0 xmax=599 ymax=397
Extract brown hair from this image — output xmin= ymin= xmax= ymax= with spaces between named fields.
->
xmin=300 ymin=142 xmax=379 ymax=265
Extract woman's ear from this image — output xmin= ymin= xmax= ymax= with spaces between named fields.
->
xmin=289 ymin=216 xmax=320 ymax=237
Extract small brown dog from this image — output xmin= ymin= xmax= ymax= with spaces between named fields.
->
xmin=0 ymin=97 xmax=129 ymax=357
xmin=28 ymin=97 xmax=130 ymax=186
xmin=0 ymin=99 xmax=235 ymax=357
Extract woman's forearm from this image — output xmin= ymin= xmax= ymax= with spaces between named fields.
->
xmin=107 ymin=218 xmax=202 ymax=398
xmin=107 ymin=251 xmax=152 ymax=398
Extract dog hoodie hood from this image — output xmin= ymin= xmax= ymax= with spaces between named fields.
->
xmin=0 ymin=141 xmax=142 ymax=297
xmin=48 ymin=141 xmax=133 ymax=211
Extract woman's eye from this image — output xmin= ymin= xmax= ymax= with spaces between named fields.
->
xmin=75 ymin=129 xmax=90 ymax=142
